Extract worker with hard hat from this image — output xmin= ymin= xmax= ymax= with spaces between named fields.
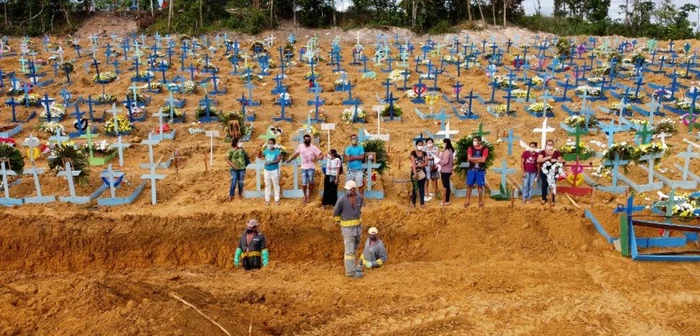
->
xmin=333 ymin=180 xmax=364 ymax=278
xmin=359 ymin=227 xmax=388 ymax=269
xmin=233 ymin=219 xmax=269 ymax=270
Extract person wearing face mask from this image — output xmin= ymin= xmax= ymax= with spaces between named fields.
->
xmin=286 ymin=134 xmax=323 ymax=204
xmin=537 ymin=139 xmax=562 ymax=206
xmin=358 ymin=227 xmax=388 ymax=270
xmin=466 ymin=136 xmax=488 ymax=208
xmin=410 ymin=139 xmax=428 ymax=208
xmin=344 ymin=134 xmax=366 ymax=197
xmin=333 ymin=181 xmax=364 ymax=278
xmin=520 ymin=141 xmax=539 ymax=204
xmin=434 ymin=138 xmax=455 ymax=206
xmin=322 ymin=149 xmax=343 ymax=208
xmin=424 ymin=138 xmax=440 ymax=201
xmin=226 ymin=138 xmax=249 ymax=201
xmin=233 ymin=219 xmax=269 ymax=271
xmin=260 ymin=138 xmax=282 ymax=206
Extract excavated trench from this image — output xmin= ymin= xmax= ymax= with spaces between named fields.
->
xmin=0 ymin=206 xmax=607 ymax=273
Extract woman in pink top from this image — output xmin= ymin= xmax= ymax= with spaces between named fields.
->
xmin=434 ymin=138 xmax=455 ymax=206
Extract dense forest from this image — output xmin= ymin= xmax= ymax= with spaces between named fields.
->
xmin=0 ymin=0 xmax=698 ymax=40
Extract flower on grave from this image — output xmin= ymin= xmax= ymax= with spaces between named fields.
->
xmin=442 ymin=54 xmax=462 ymax=63
xmin=94 ymin=71 xmax=117 ymax=83
xmin=154 ymin=123 xmax=171 ymax=134
xmin=188 ymin=121 xmax=205 ymax=135
xmin=48 ymin=141 xmax=89 ymax=181
xmin=83 ymin=140 xmax=115 ymax=155
xmin=492 ymin=104 xmax=516 ymax=115
xmin=297 ymin=124 xmax=320 ymax=137
xmin=405 ymin=90 xmax=426 ymax=99
xmin=382 ymin=104 xmax=403 ymax=117
xmin=304 ymin=71 xmax=321 ymax=80
xmin=575 ymin=85 xmax=601 ymax=96
xmin=541 ymin=161 xmax=566 ymax=178
xmin=680 ymin=113 xmax=700 ymax=127
xmin=334 ymin=74 xmax=349 ymax=86
xmin=531 ymin=76 xmax=545 ymax=86
xmin=182 ymin=80 xmax=198 ymax=94
xmin=656 ymin=193 xmax=700 ymax=218
xmin=559 ymin=141 xmax=593 ymax=156
xmin=195 ymin=106 xmax=220 ymax=119
xmin=564 ymin=115 xmax=599 ymax=129
xmin=675 ymin=97 xmax=700 ymax=111
xmin=195 ymin=58 xmax=218 ymax=71
xmin=341 ymin=107 xmax=366 ymax=124
xmin=267 ymin=59 xmax=277 ymax=69
xmin=653 ymin=118 xmax=678 ymax=134
xmin=158 ymin=106 xmax=184 ymax=120
xmin=307 ymin=109 xmax=326 ymax=121
xmin=105 ymin=115 xmax=133 ymax=134
xmin=629 ymin=119 xmax=649 ymax=128
xmin=40 ymin=102 xmax=66 ymax=120
xmin=38 ymin=121 xmax=65 ymax=135
xmin=631 ymin=53 xmax=645 ymax=65
xmin=20 ymin=93 xmax=42 ymax=107
xmin=130 ymin=105 xmax=146 ymax=118
xmin=147 ymin=82 xmax=163 ymax=91
xmin=420 ymin=59 xmax=431 ymax=65
xmin=527 ymin=102 xmax=553 ymax=113
xmin=608 ymin=101 xmax=631 ymax=112
xmin=622 ymin=90 xmax=645 ymax=101
xmin=587 ymin=76 xmax=604 ymax=84
xmin=636 ymin=142 xmax=665 ymax=157
xmin=511 ymin=89 xmax=528 ymax=99
xmin=689 ymin=85 xmax=700 ymax=94
xmin=278 ymin=92 xmax=291 ymax=102
xmin=95 ymin=93 xmax=117 ymax=104
xmin=147 ymin=58 xmax=168 ymax=67
xmin=388 ymin=69 xmax=409 ymax=83
xmin=239 ymin=73 xmax=264 ymax=82
xmin=494 ymin=75 xmax=518 ymax=89
xmin=125 ymin=92 xmax=147 ymax=104
xmin=553 ymin=63 xmax=569 ymax=71
xmin=135 ymin=70 xmax=154 ymax=79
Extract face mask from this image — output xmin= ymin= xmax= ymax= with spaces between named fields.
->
xmin=416 ymin=146 xmax=425 ymax=151
xmin=546 ymin=145 xmax=553 ymax=150
xmin=304 ymin=140 xmax=311 ymax=145
xmin=351 ymin=139 xmax=357 ymax=145
xmin=530 ymin=147 xmax=537 ymax=152
xmin=427 ymin=143 xmax=434 ymax=148
xmin=268 ymin=144 xmax=275 ymax=148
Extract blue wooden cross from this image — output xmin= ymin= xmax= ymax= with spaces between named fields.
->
xmin=491 ymin=158 xmax=517 ymax=196
xmin=308 ymin=86 xmax=325 ymax=123
xmin=245 ymin=80 xmax=261 ymax=106
xmin=499 ymin=129 xmax=520 ymax=156
xmin=385 ymin=92 xmax=399 ymax=121
xmin=273 ymin=96 xmax=292 ymax=122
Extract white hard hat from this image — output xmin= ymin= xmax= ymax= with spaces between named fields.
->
xmin=368 ymin=227 xmax=379 ymax=235
xmin=344 ymin=180 xmax=357 ymax=190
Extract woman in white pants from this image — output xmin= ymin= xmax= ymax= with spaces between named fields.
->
xmin=260 ymin=138 xmax=282 ymax=206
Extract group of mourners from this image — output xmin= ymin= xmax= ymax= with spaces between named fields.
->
xmin=226 ymin=133 xmax=563 ymax=208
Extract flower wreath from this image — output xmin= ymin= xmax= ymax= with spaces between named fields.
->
xmin=541 ymin=161 xmax=565 ymax=177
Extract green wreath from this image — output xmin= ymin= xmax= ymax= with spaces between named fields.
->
xmin=0 ymin=144 xmax=24 ymax=175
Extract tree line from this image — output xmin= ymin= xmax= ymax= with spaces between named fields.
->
xmin=0 ymin=0 xmax=697 ymax=41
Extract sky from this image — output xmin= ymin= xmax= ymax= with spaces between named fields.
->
xmin=335 ymin=0 xmax=700 ymax=23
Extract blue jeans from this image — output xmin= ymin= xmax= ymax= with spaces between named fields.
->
xmin=230 ymin=169 xmax=245 ymax=197
xmin=521 ymin=172 xmax=538 ymax=200
xmin=302 ymin=168 xmax=315 ymax=185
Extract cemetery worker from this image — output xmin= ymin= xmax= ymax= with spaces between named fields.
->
xmin=286 ymin=134 xmax=323 ymax=204
xmin=322 ymin=149 xmax=343 ymax=208
xmin=434 ymin=138 xmax=455 ymax=206
xmin=537 ymin=139 xmax=562 ymax=206
xmin=344 ymin=134 xmax=366 ymax=197
xmin=233 ymin=219 xmax=269 ymax=271
xmin=226 ymin=138 xmax=249 ymax=201
xmin=424 ymin=138 xmax=440 ymax=200
xmin=333 ymin=180 xmax=365 ymax=279
xmin=410 ymin=139 xmax=428 ymax=208
xmin=520 ymin=141 xmax=540 ymax=204
xmin=260 ymin=138 xmax=282 ymax=206
xmin=465 ymin=136 xmax=488 ymax=208
xmin=359 ymin=227 xmax=388 ymax=270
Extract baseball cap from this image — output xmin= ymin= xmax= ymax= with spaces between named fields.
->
xmin=344 ymin=180 xmax=357 ymax=190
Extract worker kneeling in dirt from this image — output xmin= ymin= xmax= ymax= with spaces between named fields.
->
xmin=233 ymin=219 xmax=269 ymax=270
xmin=359 ymin=227 xmax=388 ymax=270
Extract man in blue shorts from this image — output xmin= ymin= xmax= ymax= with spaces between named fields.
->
xmin=344 ymin=134 xmax=366 ymax=197
xmin=466 ymin=136 xmax=488 ymax=208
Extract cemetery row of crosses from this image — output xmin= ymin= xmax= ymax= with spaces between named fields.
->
xmin=0 ymin=31 xmax=699 ymax=215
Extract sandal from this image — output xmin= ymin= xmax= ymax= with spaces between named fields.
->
xmin=464 ymin=202 xmax=470 ymax=208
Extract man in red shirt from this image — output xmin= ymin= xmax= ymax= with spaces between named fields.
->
xmin=465 ymin=136 xmax=488 ymax=208
xmin=520 ymin=141 xmax=539 ymax=204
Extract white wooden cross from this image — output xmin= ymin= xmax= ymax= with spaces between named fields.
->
xmin=264 ymin=34 xmax=275 ymax=47
xmin=372 ymin=105 xmax=384 ymax=133
xmin=321 ymin=123 xmax=335 ymax=152
xmin=205 ymin=130 xmax=220 ymax=169
xmin=436 ymin=122 xmax=459 ymax=139
xmin=0 ymin=161 xmax=17 ymax=200
xmin=56 ymin=161 xmax=81 ymax=199
xmin=108 ymin=103 xmax=131 ymax=166
xmin=653 ymin=132 xmax=671 ymax=148
xmin=355 ymin=32 xmax=362 ymax=46
xmin=533 ymin=117 xmax=555 ymax=149
xmin=140 ymin=156 xmax=165 ymax=205
xmin=100 ymin=163 xmax=125 ymax=199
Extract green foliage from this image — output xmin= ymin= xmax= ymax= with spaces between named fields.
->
xmin=298 ymin=0 xmax=334 ymax=28
xmin=0 ymin=144 xmax=24 ymax=175
xmin=454 ymin=136 xmax=496 ymax=176
xmin=361 ymin=140 xmax=389 ymax=175
xmin=556 ymin=38 xmax=571 ymax=58
xmin=48 ymin=143 xmax=89 ymax=182
xmin=490 ymin=184 xmax=512 ymax=201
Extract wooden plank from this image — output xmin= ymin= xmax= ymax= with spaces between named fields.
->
xmin=633 ymin=220 xmax=700 ymax=233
